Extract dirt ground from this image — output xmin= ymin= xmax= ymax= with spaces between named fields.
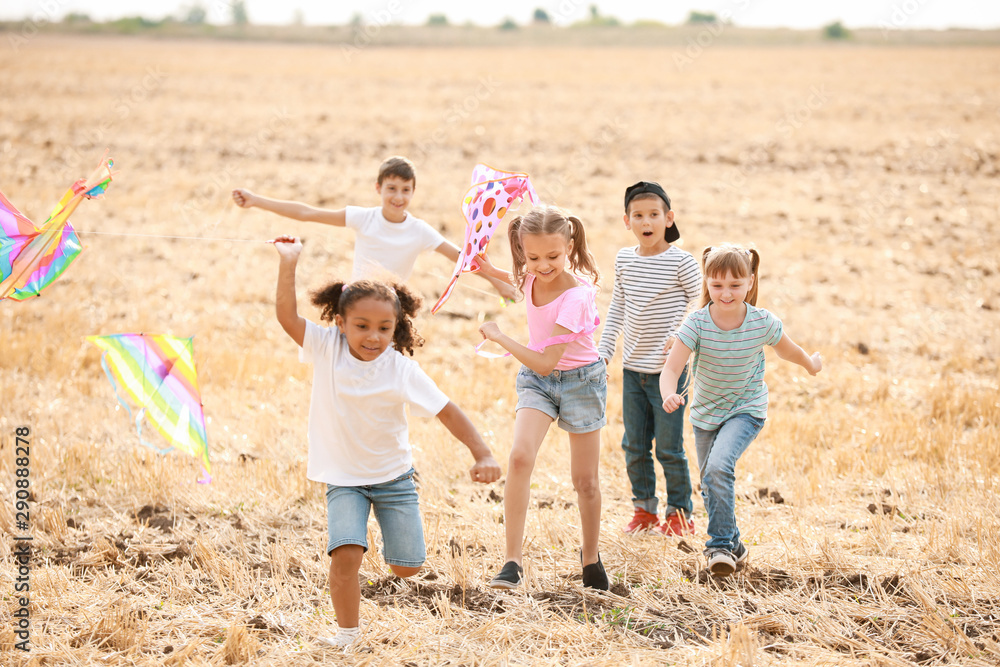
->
xmin=1 ymin=35 xmax=999 ymax=665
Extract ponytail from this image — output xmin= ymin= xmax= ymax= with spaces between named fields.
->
xmin=507 ymin=214 xmax=528 ymax=292
xmin=566 ymin=215 xmax=600 ymax=288
xmin=390 ymin=282 xmax=424 ymax=356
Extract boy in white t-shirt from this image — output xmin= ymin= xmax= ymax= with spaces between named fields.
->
xmin=233 ymin=156 xmax=516 ymax=298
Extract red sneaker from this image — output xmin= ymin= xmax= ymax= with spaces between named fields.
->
xmin=623 ymin=508 xmax=660 ymax=533
xmin=656 ymin=511 xmax=695 ymax=536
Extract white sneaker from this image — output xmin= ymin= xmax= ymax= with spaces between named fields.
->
xmin=318 ymin=626 xmax=359 ymax=650
xmin=707 ymin=549 xmax=736 ymax=576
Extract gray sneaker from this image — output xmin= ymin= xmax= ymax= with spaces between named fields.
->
xmin=489 ymin=561 xmax=523 ymax=589
xmin=732 ymin=541 xmax=749 ymax=567
xmin=707 ymin=549 xmax=737 ymax=576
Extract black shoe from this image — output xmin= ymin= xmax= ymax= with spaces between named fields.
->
xmin=582 ymin=555 xmax=609 ymax=591
xmin=732 ymin=540 xmax=749 ymax=567
xmin=488 ymin=561 xmax=522 ymax=589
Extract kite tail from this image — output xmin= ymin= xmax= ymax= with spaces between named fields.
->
xmin=100 ymin=352 xmax=173 ymax=455
xmin=197 ymin=466 xmax=212 ymax=484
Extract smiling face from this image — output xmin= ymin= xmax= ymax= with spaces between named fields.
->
xmin=376 ymin=175 xmax=414 ymax=223
xmin=624 ymin=196 xmax=674 ymax=255
xmin=335 ymin=296 xmax=398 ymax=361
xmin=706 ymin=270 xmax=754 ymax=312
xmin=521 ymin=232 xmax=572 ymax=285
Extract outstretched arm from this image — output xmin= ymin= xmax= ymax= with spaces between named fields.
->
xmin=233 ymin=188 xmax=346 ymax=227
xmin=435 ymin=242 xmax=518 ymax=302
xmin=273 ymin=235 xmax=306 ymax=347
xmin=773 ymin=333 xmax=822 ymax=375
xmin=435 ymin=401 xmax=502 ymax=484
xmin=478 ymin=321 xmax=568 ymax=376
xmin=659 ymin=340 xmax=693 ymax=413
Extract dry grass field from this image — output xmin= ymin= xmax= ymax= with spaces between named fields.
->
xmin=1 ymin=35 xmax=999 ymax=665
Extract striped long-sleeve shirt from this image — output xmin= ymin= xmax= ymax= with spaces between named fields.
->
xmin=675 ymin=305 xmax=784 ymax=430
xmin=597 ymin=245 xmax=702 ymax=373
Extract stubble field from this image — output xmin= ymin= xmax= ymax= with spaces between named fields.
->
xmin=1 ymin=35 xmax=999 ymax=666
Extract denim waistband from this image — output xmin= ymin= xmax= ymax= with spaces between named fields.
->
xmin=523 ymin=358 xmax=604 ymax=381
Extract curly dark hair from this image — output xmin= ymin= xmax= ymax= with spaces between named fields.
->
xmin=311 ymin=279 xmax=425 ymax=356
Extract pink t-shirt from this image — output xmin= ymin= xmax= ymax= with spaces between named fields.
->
xmin=524 ymin=273 xmax=601 ymax=371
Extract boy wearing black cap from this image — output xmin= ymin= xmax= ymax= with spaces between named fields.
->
xmin=598 ymin=182 xmax=702 ymax=535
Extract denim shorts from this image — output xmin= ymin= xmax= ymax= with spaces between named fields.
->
xmin=325 ymin=468 xmax=425 ymax=567
xmin=515 ymin=359 xmax=607 ymax=433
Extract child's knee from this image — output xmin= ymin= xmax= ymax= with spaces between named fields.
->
xmin=507 ymin=446 xmax=536 ymax=474
xmin=389 ymin=564 xmax=421 ymax=578
xmin=572 ymin=474 xmax=600 ymax=499
xmin=329 ymin=544 xmax=364 ymax=578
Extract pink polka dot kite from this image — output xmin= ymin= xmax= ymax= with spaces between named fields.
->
xmin=431 ymin=164 xmax=538 ymax=314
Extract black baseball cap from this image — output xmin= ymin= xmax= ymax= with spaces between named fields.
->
xmin=624 ymin=181 xmax=680 ymax=242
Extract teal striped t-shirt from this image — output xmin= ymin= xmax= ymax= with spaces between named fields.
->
xmin=675 ymin=304 xmax=783 ymax=431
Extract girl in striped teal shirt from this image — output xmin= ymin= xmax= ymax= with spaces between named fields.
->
xmin=659 ymin=243 xmax=822 ymax=576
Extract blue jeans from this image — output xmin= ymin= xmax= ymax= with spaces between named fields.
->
xmin=620 ymin=368 xmax=692 ymax=517
xmin=325 ymin=468 xmax=425 ymax=567
xmin=693 ymin=413 xmax=765 ymax=552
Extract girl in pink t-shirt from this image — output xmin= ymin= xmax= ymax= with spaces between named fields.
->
xmin=476 ymin=205 xmax=609 ymax=591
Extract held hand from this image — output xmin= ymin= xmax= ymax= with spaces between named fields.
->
xmin=662 ymin=393 xmax=685 ymax=414
xmin=469 ymin=455 xmax=502 ymax=484
xmin=271 ymin=235 xmax=302 ymax=260
xmin=472 ymin=252 xmax=513 ymax=283
xmin=232 ymin=188 xmax=256 ymax=208
xmin=479 ymin=321 xmax=502 ymax=342
xmin=808 ymin=352 xmax=823 ymax=376
xmin=495 ymin=281 xmax=518 ymax=303
xmin=663 ymin=335 xmax=675 ymax=354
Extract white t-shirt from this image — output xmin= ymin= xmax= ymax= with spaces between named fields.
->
xmin=344 ymin=206 xmax=447 ymax=281
xmin=299 ymin=320 xmax=450 ymax=486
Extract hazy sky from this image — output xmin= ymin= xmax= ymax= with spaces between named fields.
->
xmin=3 ymin=0 xmax=1000 ymax=30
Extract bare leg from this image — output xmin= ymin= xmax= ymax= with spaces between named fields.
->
xmin=569 ymin=429 xmax=602 ymax=566
xmin=328 ymin=545 xmax=364 ymax=628
xmin=503 ymin=408 xmax=553 ymax=565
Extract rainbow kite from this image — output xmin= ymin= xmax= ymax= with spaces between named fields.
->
xmin=87 ymin=334 xmax=211 ymax=483
xmin=431 ymin=164 xmax=538 ymax=314
xmin=0 ymin=155 xmax=115 ymax=301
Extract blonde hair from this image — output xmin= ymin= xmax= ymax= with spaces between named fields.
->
xmin=700 ymin=243 xmax=760 ymax=308
xmin=507 ymin=205 xmax=600 ymax=291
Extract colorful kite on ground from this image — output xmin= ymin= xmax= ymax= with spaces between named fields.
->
xmin=431 ymin=164 xmax=538 ymax=314
xmin=1 ymin=154 xmax=115 ymax=301
xmin=87 ymin=334 xmax=211 ymax=483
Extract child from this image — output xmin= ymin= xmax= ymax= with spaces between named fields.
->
xmin=271 ymin=235 xmax=502 ymax=648
xmin=598 ymin=181 xmax=702 ymax=536
xmin=475 ymin=205 xmax=608 ymax=591
xmin=660 ymin=243 xmax=822 ymax=576
xmin=234 ymin=156 xmax=515 ymax=299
